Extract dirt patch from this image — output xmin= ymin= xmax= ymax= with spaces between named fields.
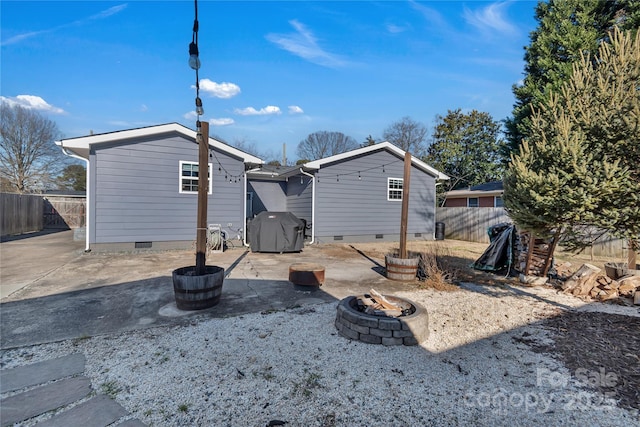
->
xmin=520 ymin=311 xmax=640 ymax=412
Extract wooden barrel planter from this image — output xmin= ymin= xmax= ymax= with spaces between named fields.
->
xmin=385 ymin=255 xmax=419 ymax=281
xmin=172 ymin=265 xmax=224 ymax=310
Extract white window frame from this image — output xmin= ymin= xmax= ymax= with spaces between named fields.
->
xmin=387 ymin=177 xmax=403 ymax=201
xmin=494 ymin=196 xmax=504 ymax=207
xmin=467 ymin=197 xmax=479 ymax=208
xmin=179 ymin=160 xmax=212 ymax=194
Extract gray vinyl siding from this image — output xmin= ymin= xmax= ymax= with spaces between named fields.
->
xmin=286 ymin=175 xmax=312 ymax=225
xmin=247 ymin=180 xmax=286 ymax=216
xmin=313 ymin=150 xmax=436 ymax=242
xmin=90 ymin=134 xmax=245 ymax=245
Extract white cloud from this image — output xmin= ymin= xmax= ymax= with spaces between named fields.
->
xmin=2 ymin=4 xmax=127 ymax=46
xmin=288 ymin=105 xmax=304 ymax=114
xmin=139 ymin=104 xmax=148 ymax=112
xmin=87 ymin=4 xmax=127 ymax=21
xmin=210 ymin=118 xmax=234 ymax=126
xmin=183 ymin=111 xmax=198 ymax=120
xmin=266 ymin=20 xmax=348 ymax=68
xmin=463 ymin=2 xmax=516 ymax=35
xmin=234 ymin=106 xmax=282 ymax=116
xmin=197 ymin=79 xmax=241 ymax=99
xmin=386 ymin=23 xmax=409 ymax=34
xmin=410 ymin=1 xmax=449 ymax=30
xmin=0 ymin=95 xmax=65 ymax=114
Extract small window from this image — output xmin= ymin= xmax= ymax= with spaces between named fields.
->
xmin=468 ymin=197 xmax=479 ymax=208
xmin=388 ymin=178 xmax=403 ymax=201
xmin=495 ymin=196 xmax=504 ymax=207
xmin=179 ymin=161 xmax=212 ymax=194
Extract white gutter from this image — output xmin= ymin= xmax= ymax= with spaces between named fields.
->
xmin=243 ymin=170 xmax=250 ymax=247
xmin=60 ymin=147 xmax=91 ymax=252
xmin=299 ymin=168 xmax=315 ymax=244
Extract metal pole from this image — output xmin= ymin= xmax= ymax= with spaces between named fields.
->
xmin=195 ymin=121 xmax=209 ymax=274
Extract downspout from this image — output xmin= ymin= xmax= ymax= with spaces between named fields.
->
xmin=60 ymin=147 xmax=91 ymax=252
xmin=435 ymin=181 xmax=442 ymax=240
xmin=299 ymin=168 xmax=315 ymax=244
xmin=243 ymin=168 xmax=249 ymax=247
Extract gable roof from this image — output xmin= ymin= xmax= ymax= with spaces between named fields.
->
xmin=55 ymin=122 xmax=263 ymax=165
xmin=246 ymin=164 xmax=303 ymax=181
xmin=303 ymin=141 xmax=449 ymax=180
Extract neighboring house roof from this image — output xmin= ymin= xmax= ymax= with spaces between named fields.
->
xmin=303 ymin=142 xmax=449 ymax=180
xmin=55 ymin=123 xmax=263 ymax=165
xmin=446 ymin=181 xmax=504 ymax=198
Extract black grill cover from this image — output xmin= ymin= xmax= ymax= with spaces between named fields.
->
xmin=472 ymin=223 xmax=516 ymax=272
xmin=249 ymin=211 xmax=305 ymax=253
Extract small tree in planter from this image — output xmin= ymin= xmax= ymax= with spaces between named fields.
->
xmin=172 ymin=1 xmax=224 ymax=310
xmin=385 ymin=152 xmax=420 ymax=281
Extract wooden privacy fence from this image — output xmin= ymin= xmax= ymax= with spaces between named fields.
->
xmin=44 ymin=196 xmax=86 ymax=229
xmin=1 ymin=193 xmax=43 ymax=236
xmin=436 ymin=207 xmax=510 ymax=243
xmin=436 ymin=207 xmax=627 ymax=259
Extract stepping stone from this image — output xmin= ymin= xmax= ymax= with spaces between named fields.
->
xmin=37 ymin=394 xmax=129 ymax=427
xmin=0 ymin=376 xmax=91 ymax=426
xmin=0 ymin=353 xmax=86 ymax=393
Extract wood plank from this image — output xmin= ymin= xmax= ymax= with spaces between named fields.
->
xmin=369 ymin=289 xmax=402 ymax=311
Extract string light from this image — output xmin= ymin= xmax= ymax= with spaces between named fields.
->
xmin=189 ymin=0 xmax=203 ymax=119
xmin=322 ymin=159 xmax=401 ymax=183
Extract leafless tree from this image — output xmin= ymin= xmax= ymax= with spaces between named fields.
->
xmin=296 ymin=131 xmax=358 ymax=161
xmin=382 ymin=116 xmax=428 ymax=156
xmin=0 ymin=103 xmax=66 ymax=193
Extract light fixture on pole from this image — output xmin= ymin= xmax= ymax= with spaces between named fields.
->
xmin=195 ymin=96 xmax=204 ymax=116
xmin=189 ymin=41 xmax=201 ymax=70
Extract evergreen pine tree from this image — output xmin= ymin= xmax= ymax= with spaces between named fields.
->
xmin=505 ymin=28 xmax=640 ymax=251
xmin=504 ymin=0 xmax=639 ymax=157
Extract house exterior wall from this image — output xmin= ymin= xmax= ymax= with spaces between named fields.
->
xmin=479 ymin=196 xmax=495 ymax=207
xmin=89 ymin=133 xmax=245 ymax=250
xmin=313 ymin=150 xmax=436 ymax=243
xmin=285 ymin=175 xmax=312 ymax=227
xmin=247 ymin=180 xmax=286 ymax=216
xmin=444 ymin=195 xmax=501 ymax=207
xmin=444 ymin=198 xmax=466 ymax=207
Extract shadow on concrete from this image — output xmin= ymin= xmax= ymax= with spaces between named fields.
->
xmin=1 ymin=228 xmax=70 ymax=243
xmin=349 ymin=245 xmax=386 ymax=277
xmin=0 ymin=274 xmax=338 ymax=350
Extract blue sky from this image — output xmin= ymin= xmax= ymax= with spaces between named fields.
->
xmin=1 ymin=1 xmax=538 ymax=160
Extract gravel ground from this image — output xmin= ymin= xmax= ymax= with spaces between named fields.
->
xmin=2 ymin=283 xmax=639 ymax=427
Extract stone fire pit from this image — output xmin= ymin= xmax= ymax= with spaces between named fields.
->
xmin=335 ymin=294 xmax=429 ymax=346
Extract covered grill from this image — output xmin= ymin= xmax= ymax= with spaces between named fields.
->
xmin=249 ymin=211 xmax=305 ymax=253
